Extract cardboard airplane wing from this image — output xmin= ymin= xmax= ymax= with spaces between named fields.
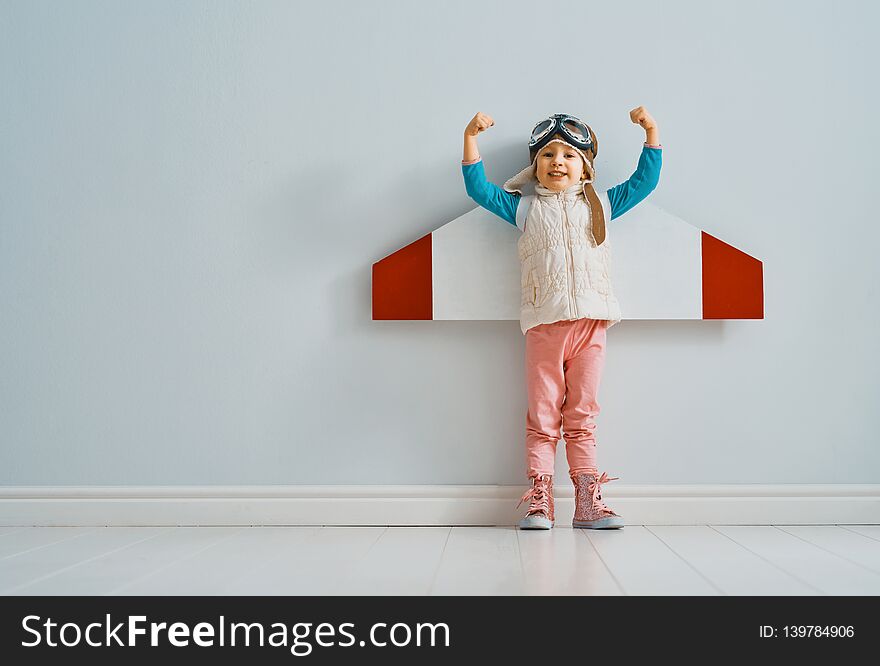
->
xmin=372 ymin=202 xmax=763 ymax=322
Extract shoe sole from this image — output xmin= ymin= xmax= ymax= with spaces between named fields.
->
xmin=572 ymin=517 xmax=625 ymax=529
xmin=518 ymin=516 xmax=554 ymax=530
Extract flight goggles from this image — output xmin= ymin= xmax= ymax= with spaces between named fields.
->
xmin=528 ymin=114 xmax=594 ymax=154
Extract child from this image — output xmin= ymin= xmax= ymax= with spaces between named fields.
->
xmin=461 ymin=109 xmax=662 ymax=530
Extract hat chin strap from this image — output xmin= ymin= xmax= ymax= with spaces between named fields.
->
xmin=583 ymin=182 xmax=606 ymax=246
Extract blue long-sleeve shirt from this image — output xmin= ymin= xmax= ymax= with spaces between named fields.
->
xmin=462 ymin=144 xmax=662 ymax=226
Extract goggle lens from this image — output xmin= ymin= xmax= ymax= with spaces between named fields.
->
xmin=563 ymin=119 xmax=590 ymax=144
xmin=529 ymin=119 xmax=553 ymax=145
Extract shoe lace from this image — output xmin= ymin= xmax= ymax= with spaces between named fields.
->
xmin=516 ymin=475 xmax=552 ymax=516
xmin=588 ymin=471 xmax=619 ymax=515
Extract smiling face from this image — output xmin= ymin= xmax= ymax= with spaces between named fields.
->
xmin=534 ymin=137 xmax=587 ymax=192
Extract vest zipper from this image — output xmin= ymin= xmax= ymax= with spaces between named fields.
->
xmin=559 ymin=193 xmax=578 ymax=319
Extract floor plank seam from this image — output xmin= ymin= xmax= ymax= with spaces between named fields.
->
xmin=361 ymin=526 xmax=389 ymax=558
xmin=772 ymin=525 xmax=880 ymax=576
xmin=643 ymin=525 xmax=726 ymax=595
xmin=426 ymin=527 xmax=452 ymax=597
xmin=106 ymin=528 xmax=246 ymax=596
xmin=577 ymin=529 xmax=627 ymax=596
xmin=512 ymin=527 xmax=524 ymax=585
xmin=5 ymin=529 xmax=168 ymax=595
xmin=0 ymin=528 xmax=98 ymax=563
xmin=839 ymin=525 xmax=880 ymax=543
xmin=706 ymin=525 xmax=826 ymax=595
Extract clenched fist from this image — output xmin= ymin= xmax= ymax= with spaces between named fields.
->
xmin=629 ymin=106 xmax=657 ymax=131
xmin=465 ymin=112 xmax=495 ymax=137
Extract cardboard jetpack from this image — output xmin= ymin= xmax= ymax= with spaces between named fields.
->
xmin=372 ymin=201 xmax=763 ymax=323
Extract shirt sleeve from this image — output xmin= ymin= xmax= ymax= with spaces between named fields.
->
xmin=606 ymin=145 xmax=662 ymax=221
xmin=461 ymin=159 xmax=520 ymax=227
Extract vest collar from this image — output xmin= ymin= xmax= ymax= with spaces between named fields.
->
xmin=503 ymin=158 xmax=594 ymax=197
xmin=535 ymin=180 xmax=585 ymax=200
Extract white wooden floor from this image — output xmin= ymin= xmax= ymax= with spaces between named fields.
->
xmin=1 ymin=525 xmax=879 ymax=596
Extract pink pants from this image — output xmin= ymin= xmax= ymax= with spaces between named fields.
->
xmin=524 ymin=317 xmax=608 ymax=478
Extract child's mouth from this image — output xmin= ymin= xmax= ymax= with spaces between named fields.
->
xmin=548 ymin=172 xmax=566 ymax=178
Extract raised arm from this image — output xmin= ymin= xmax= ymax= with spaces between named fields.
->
xmin=607 ymin=106 xmax=663 ymax=220
xmin=631 ymin=105 xmax=660 ymax=147
xmin=462 ymin=113 xmax=491 ymax=163
xmin=461 ymin=112 xmax=520 ymax=227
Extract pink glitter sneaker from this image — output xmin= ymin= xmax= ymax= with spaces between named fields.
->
xmin=570 ymin=471 xmax=624 ymax=529
xmin=516 ymin=474 xmax=554 ymax=529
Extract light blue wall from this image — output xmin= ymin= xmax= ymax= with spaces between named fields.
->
xmin=2 ymin=0 xmax=878 ymax=485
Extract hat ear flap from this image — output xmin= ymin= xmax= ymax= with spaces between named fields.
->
xmin=586 ymin=124 xmax=598 ymax=159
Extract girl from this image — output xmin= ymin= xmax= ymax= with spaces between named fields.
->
xmin=461 ymin=109 xmax=662 ymax=529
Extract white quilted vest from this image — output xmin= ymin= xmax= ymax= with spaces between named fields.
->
xmin=514 ymin=181 xmax=622 ymax=335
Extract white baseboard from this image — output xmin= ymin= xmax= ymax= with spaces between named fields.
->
xmin=1 ymin=484 xmax=878 ymax=526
